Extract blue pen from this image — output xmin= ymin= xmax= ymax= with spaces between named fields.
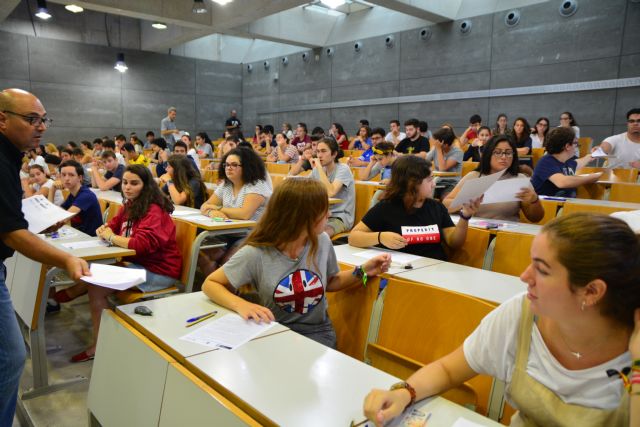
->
xmin=186 ymin=310 xmax=218 ymax=323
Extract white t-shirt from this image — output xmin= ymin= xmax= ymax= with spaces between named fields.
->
xmin=213 ymin=179 xmax=272 ymax=221
xmin=463 ymin=293 xmax=629 ymax=410
xmin=116 ymin=152 xmax=125 ymax=166
xmin=34 ymin=179 xmax=64 ymax=206
xmin=603 ymin=132 xmax=640 ymax=169
xmin=385 ymin=132 xmax=406 ymax=145
xmin=29 ymin=155 xmax=47 ymax=169
xmin=531 ymin=134 xmax=544 ymax=149
xmin=187 ymin=149 xmax=199 ymax=167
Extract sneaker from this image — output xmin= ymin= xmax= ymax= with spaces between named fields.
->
xmin=46 ymin=301 xmax=61 ymax=314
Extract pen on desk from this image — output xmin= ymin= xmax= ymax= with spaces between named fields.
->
xmin=425 ymin=412 xmax=432 ymax=424
xmin=186 ymin=310 xmax=218 ymax=326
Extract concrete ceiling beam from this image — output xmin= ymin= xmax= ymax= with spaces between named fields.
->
xmin=0 ymin=0 xmax=21 ymax=23
xmin=365 ymin=0 xmax=460 ymax=22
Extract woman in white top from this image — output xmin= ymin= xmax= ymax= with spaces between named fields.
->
xmin=531 ymin=117 xmax=550 ymax=149
xmin=443 ymin=135 xmax=544 ymax=222
xmin=559 ymin=111 xmax=580 ymax=140
xmin=198 ymin=147 xmax=272 ymax=274
xmin=22 ymin=164 xmax=64 ymax=205
xmin=364 ymin=213 xmax=640 ymax=427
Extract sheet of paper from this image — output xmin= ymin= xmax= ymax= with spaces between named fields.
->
xmin=611 ymin=209 xmax=640 ymax=232
xmin=482 ymin=177 xmax=532 ymax=204
xmin=61 ymin=240 xmax=109 ymax=250
xmin=451 ymin=418 xmax=486 ymax=427
xmin=449 ymin=169 xmax=506 ymax=209
xmin=180 ymin=313 xmax=276 ymax=350
xmin=22 ymin=195 xmax=76 ymax=234
xmin=590 ymin=146 xmax=615 ymax=158
xmin=171 ymin=210 xmax=202 ymax=217
xmin=81 ymin=263 xmax=146 ymax=291
xmin=353 ymin=249 xmax=422 ymax=264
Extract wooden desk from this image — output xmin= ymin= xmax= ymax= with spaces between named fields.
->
xmin=333 ymin=244 xmax=444 ymax=275
xmin=394 ymin=261 xmax=526 ymax=305
xmin=116 ymin=292 xmax=288 ymax=363
xmin=11 ymin=227 xmax=134 ymax=400
xmin=186 ymin=330 xmax=501 ymax=427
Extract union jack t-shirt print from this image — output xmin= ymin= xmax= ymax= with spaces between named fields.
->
xmin=273 ymin=269 xmax=325 ymax=314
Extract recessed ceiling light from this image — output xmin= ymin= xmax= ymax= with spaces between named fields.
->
xmin=35 ymin=0 xmax=52 ymax=20
xmin=321 ymin=0 xmax=346 ymax=8
xmin=211 ymin=0 xmax=233 ymax=5
xmin=114 ymin=53 xmax=128 ymax=73
xmin=65 ymin=4 xmax=84 ymax=13
xmin=152 ymin=22 xmax=168 ymax=29
xmin=192 ymin=0 xmax=208 ymax=13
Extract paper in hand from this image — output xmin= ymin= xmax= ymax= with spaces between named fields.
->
xmin=22 ymin=195 xmax=76 ymax=234
xmin=81 ymin=263 xmax=146 ymax=291
xmin=591 ymin=146 xmax=615 ymax=158
xmin=482 ymin=177 xmax=533 ymax=204
xmin=449 ymin=169 xmax=506 ymax=209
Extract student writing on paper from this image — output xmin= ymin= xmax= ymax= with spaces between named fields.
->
xmin=348 ymin=156 xmax=481 ymax=261
xmin=198 ymin=148 xmax=272 ymax=275
xmin=202 ymin=179 xmax=390 ymax=348
xmin=531 ymin=127 xmax=600 ymax=198
xmin=443 ymin=136 xmax=544 ymax=222
xmin=363 ymin=214 xmax=640 ymax=427
xmin=159 ymin=154 xmax=206 ymax=209
xmin=68 ymin=165 xmax=182 ymax=363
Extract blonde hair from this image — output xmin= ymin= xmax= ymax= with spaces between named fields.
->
xmin=244 ymin=178 xmax=328 ymax=265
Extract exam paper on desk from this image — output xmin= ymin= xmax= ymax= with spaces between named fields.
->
xmin=353 ymin=249 xmax=422 ymax=264
xmin=61 ymin=240 xmax=109 ymax=250
xmin=180 ymin=313 xmax=277 ymax=350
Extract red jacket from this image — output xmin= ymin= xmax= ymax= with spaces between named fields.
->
xmin=108 ymin=203 xmax=182 ymax=280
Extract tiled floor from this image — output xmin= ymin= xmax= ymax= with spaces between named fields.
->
xmin=16 ymin=295 xmax=95 ymax=427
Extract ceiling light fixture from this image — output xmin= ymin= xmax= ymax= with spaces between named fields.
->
xmin=192 ymin=0 xmax=208 ymax=13
xmin=35 ymin=0 xmax=52 ymax=20
xmin=114 ymin=53 xmax=128 ymax=73
xmin=304 ymin=4 xmax=345 ymax=16
xmin=65 ymin=4 xmax=84 ymax=13
xmin=152 ymin=22 xmax=167 ymax=29
xmin=320 ymin=0 xmax=346 ymax=8
xmin=211 ymin=0 xmax=233 ymax=5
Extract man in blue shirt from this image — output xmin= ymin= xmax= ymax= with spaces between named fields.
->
xmin=531 ymin=127 xmax=600 ymax=197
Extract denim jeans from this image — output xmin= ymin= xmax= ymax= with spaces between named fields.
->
xmin=0 ymin=263 xmax=27 ymax=426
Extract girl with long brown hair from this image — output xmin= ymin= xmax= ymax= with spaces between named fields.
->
xmin=202 ymin=178 xmax=390 ymax=348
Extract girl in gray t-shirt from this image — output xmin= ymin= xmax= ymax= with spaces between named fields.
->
xmin=202 ymin=178 xmax=390 ymax=348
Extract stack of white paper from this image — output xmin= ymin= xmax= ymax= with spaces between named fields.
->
xmin=353 ymin=249 xmax=422 ymax=264
xmin=180 ymin=313 xmax=276 ymax=350
xmin=449 ymin=170 xmax=506 ymax=209
xmin=22 ymin=195 xmax=76 ymax=234
xmin=482 ymin=177 xmax=533 ymax=204
xmin=81 ymin=263 xmax=146 ymax=290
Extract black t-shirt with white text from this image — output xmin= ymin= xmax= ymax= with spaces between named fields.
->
xmin=362 ymin=198 xmax=454 ymax=260
xmin=225 ymin=117 xmax=242 ymax=129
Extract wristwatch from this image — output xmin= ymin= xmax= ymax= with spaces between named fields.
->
xmin=458 ymin=209 xmax=472 ymax=221
xmin=389 ymin=381 xmax=416 ymax=411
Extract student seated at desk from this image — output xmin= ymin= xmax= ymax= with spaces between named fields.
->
xmin=349 ymin=156 xmax=480 ymax=261
xmin=289 ymin=134 xmax=321 ymax=176
xmin=72 ymin=147 xmax=91 ymax=186
xmin=443 ymin=135 xmax=544 ymax=222
xmin=202 ymin=179 xmax=391 ymax=348
xmin=265 ymin=132 xmax=299 ymax=164
xmin=350 ymin=127 xmax=384 ymax=167
xmin=531 ymin=127 xmax=600 ymax=198
xmin=149 ymin=138 xmax=167 ymax=174
xmin=91 ymin=150 xmax=124 ymax=192
xmin=122 ymin=142 xmax=150 ymax=167
xmin=427 ymin=127 xmax=464 ymax=199
xmin=69 ymin=165 xmax=182 ymax=362
xmin=198 ymin=148 xmax=272 ymax=274
xmin=214 ymin=136 xmax=238 ymax=162
xmin=310 ymin=137 xmax=356 ymax=237
xmin=194 ymin=132 xmax=213 ymax=159
xmin=363 ymin=142 xmax=396 ymax=183
xmin=22 ymin=164 xmax=64 ymax=206
xmin=159 ymin=154 xmax=206 ymax=209
xmin=363 ymin=213 xmax=640 ymax=427
xmin=58 ymin=160 xmax=103 ymax=236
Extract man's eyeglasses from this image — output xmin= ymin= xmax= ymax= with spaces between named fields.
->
xmin=2 ymin=111 xmax=53 ymax=128
xmin=223 ymin=162 xmax=242 ymax=169
xmin=492 ymin=150 xmax=514 ymax=158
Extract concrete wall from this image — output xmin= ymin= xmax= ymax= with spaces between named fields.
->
xmin=243 ymin=0 xmax=639 ymax=144
xmin=0 ymin=29 xmax=242 ymax=144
